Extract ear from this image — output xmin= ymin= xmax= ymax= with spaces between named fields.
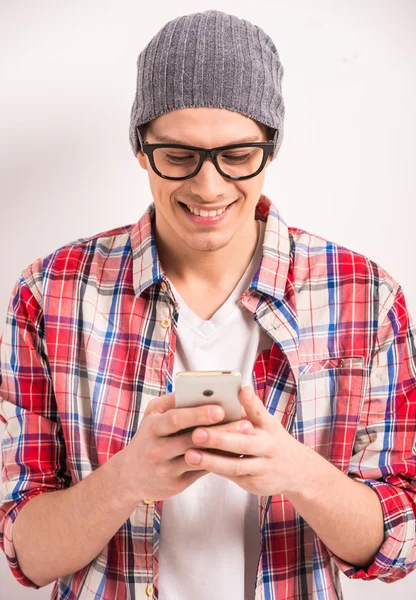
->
xmin=137 ymin=150 xmax=148 ymax=171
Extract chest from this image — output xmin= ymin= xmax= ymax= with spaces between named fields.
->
xmin=171 ymin=284 xmax=234 ymax=321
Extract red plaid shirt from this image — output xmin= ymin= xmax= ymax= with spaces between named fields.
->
xmin=1 ymin=194 xmax=415 ymax=599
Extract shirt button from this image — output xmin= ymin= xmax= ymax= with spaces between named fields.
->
xmin=161 ymin=317 xmax=171 ymax=328
xmin=145 ymin=583 xmax=154 ymax=596
xmin=142 ymin=499 xmax=153 ymax=505
xmin=161 ymin=281 xmax=168 ymax=292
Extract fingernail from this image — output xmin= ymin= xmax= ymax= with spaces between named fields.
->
xmin=194 ymin=428 xmax=208 ymax=443
xmin=209 ymin=407 xmax=223 ymax=421
xmin=239 ymin=423 xmax=251 ymax=434
xmin=188 ymin=450 xmax=202 ymax=464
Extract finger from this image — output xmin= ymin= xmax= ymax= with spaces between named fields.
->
xmin=144 ymin=392 xmax=176 ymax=417
xmin=191 ymin=427 xmax=267 ymax=458
xmin=171 ymin=455 xmax=210 ymax=475
xmin=209 ymin=417 xmax=254 ymax=435
xmin=164 ymin=417 xmax=254 ymax=459
xmin=153 ymin=403 xmax=225 ymax=437
xmin=172 ymin=414 xmax=252 ymax=437
xmin=179 ymin=468 xmax=210 ymax=485
xmin=239 ymin=386 xmax=269 ymax=429
xmin=184 ymin=450 xmax=263 ymax=477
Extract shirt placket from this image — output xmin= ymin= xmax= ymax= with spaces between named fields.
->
xmin=242 ymin=289 xmax=299 ymax=600
xmin=146 ymin=280 xmax=179 ymax=600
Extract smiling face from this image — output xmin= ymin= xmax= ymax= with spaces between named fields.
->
xmin=136 ymin=107 xmax=273 ymax=255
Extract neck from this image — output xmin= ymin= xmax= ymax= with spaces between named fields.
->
xmin=154 ymin=215 xmax=261 ymax=291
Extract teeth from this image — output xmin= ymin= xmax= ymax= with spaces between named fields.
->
xmin=187 ymin=205 xmax=227 ymax=217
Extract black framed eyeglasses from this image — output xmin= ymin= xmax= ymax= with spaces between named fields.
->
xmin=136 ymin=126 xmax=278 ymax=181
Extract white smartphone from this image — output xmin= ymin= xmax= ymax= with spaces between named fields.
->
xmin=174 ymin=370 xmax=242 ymax=425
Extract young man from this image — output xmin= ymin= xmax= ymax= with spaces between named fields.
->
xmin=0 ymin=9 xmax=415 ymax=600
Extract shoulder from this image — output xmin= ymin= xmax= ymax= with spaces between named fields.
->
xmin=17 ymin=223 xmax=135 ymax=306
xmin=288 ymin=225 xmax=400 ymax=321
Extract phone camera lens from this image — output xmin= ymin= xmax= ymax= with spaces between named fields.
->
xmin=203 ymin=389 xmax=214 ymax=397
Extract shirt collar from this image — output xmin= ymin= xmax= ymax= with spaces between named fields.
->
xmin=130 ymin=193 xmax=291 ymax=302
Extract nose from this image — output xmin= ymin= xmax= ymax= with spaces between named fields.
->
xmin=189 ymin=155 xmax=230 ymax=201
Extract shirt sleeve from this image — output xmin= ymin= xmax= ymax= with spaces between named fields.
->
xmin=327 ymin=284 xmax=416 ymax=582
xmin=0 ymin=268 xmax=71 ymax=588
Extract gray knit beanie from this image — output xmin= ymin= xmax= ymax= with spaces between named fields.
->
xmin=129 ymin=10 xmax=285 ymax=161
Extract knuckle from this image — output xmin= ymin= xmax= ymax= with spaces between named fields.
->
xmin=168 ymin=411 xmax=180 ymax=431
xmin=145 ymin=446 xmax=160 ymax=465
xmin=147 ymin=418 xmax=159 ymax=438
xmin=213 ymin=433 xmax=222 ymax=449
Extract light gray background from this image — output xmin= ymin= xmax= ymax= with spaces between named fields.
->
xmin=0 ymin=1 xmax=415 ymax=598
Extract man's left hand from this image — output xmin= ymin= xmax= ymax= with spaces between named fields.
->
xmin=184 ymin=386 xmax=300 ymax=496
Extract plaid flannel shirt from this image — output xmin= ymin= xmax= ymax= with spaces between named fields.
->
xmin=1 ymin=193 xmax=415 ymax=599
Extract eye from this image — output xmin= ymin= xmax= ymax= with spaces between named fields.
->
xmin=222 ymin=153 xmax=251 ymax=162
xmin=163 ymin=152 xmax=199 ymax=164
xmin=166 ymin=154 xmax=193 ymax=162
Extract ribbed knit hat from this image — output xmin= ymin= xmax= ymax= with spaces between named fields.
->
xmin=129 ymin=10 xmax=285 ymax=161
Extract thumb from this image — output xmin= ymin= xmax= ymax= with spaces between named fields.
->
xmin=144 ymin=391 xmax=176 ymax=417
xmin=239 ymin=386 xmax=267 ymax=428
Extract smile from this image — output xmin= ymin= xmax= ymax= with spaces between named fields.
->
xmin=178 ymin=200 xmax=237 ymax=225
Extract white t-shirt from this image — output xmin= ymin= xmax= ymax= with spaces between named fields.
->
xmin=158 ymin=220 xmax=273 ymax=600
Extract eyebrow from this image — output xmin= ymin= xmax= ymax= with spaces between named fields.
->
xmin=151 ymin=134 xmax=262 ymax=145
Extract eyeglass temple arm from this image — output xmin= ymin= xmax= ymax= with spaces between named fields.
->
xmin=271 ymin=128 xmax=279 ymax=157
xmin=137 ymin=126 xmax=144 ymax=151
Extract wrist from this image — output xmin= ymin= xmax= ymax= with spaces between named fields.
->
xmin=283 ymin=438 xmax=343 ymax=503
xmin=111 ymin=446 xmax=142 ymax=508
xmin=280 ymin=434 xmax=312 ymax=498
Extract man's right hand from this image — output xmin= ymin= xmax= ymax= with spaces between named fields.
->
xmin=122 ymin=392 xmax=254 ymax=502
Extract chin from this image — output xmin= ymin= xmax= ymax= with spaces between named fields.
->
xmin=181 ymin=233 xmax=232 ymax=253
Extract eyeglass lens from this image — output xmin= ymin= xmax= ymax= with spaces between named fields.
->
xmin=152 ymin=146 xmax=264 ymax=178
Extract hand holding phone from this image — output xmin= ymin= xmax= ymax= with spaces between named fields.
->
xmin=124 ymin=387 xmax=253 ymax=502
